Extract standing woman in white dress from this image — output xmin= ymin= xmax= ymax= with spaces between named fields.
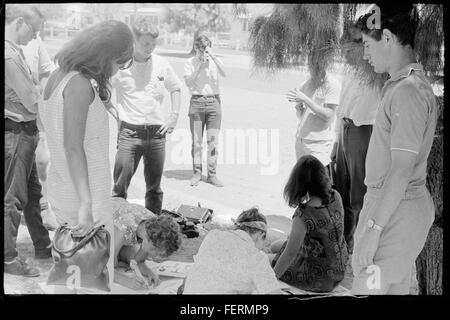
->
xmin=40 ymin=20 xmax=134 ymax=292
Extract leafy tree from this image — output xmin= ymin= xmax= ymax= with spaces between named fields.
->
xmin=163 ymin=3 xmax=231 ymax=35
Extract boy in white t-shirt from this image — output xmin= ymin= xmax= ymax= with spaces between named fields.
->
xmin=183 ymin=35 xmax=226 ymax=187
xmin=110 ymin=18 xmax=182 ymax=215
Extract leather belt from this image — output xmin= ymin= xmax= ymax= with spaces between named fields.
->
xmin=5 ymin=118 xmax=38 ymax=135
xmin=121 ymin=121 xmax=160 ymax=131
xmin=191 ymin=94 xmax=220 ymax=99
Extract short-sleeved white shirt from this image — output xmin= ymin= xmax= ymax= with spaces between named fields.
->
xmin=183 ymin=229 xmax=283 ymax=294
xmin=337 ymin=71 xmax=381 ymax=126
xmin=296 ymin=75 xmax=341 ymax=142
xmin=112 ymin=54 xmax=182 ymax=125
xmin=21 ymin=34 xmax=55 ymax=82
xmin=183 ymin=56 xmax=221 ymax=95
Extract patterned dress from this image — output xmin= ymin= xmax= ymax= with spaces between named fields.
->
xmin=272 ymin=190 xmax=349 ymax=292
xmin=112 ymin=198 xmax=156 ymax=246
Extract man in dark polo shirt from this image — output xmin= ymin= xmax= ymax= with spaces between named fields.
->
xmin=351 ymin=4 xmax=438 ymax=294
xmin=4 ymin=4 xmax=51 ymax=277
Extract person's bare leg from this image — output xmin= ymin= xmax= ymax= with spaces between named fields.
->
xmin=266 ymin=253 xmax=276 ymax=264
xmin=35 ymin=134 xmax=58 ymax=230
xmin=118 ymin=244 xmax=140 ymax=265
xmin=270 ymin=239 xmax=286 ymax=254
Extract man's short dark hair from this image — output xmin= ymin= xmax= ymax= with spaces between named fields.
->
xmin=355 ymin=3 xmax=418 ymax=48
xmin=131 ymin=16 xmax=159 ymax=39
xmin=5 ymin=4 xmax=43 ymax=24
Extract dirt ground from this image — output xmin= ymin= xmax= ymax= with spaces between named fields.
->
xmin=3 ymin=217 xmax=355 ymax=294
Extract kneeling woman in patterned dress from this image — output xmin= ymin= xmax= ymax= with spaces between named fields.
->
xmin=270 ymin=155 xmax=349 ymax=292
xmin=112 ymin=198 xmax=182 ymax=287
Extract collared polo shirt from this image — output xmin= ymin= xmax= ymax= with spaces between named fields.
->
xmin=112 ymin=54 xmax=182 ymax=126
xmin=364 ymin=63 xmax=438 ymax=189
xmin=4 ymin=39 xmax=40 ymax=122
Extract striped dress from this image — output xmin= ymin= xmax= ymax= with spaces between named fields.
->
xmin=39 ymin=71 xmax=112 ymax=227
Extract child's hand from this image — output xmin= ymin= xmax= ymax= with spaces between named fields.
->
xmin=147 ymin=268 xmax=161 ymax=287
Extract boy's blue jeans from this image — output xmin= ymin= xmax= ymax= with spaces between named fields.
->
xmin=4 ymin=122 xmax=51 ymax=261
xmin=112 ymin=123 xmax=166 ymax=215
xmin=188 ymin=95 xmax=222 ymax=177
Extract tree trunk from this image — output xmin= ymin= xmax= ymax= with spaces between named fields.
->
xmin=415 ymin=94 xmax=443 ymax=295
xmin=416 ymin=225 xmax=443 ymax=295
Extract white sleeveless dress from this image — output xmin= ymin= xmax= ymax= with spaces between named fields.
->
xmin=40 ymin=71 xmax=112 ymax=226
xmin=40 ymin=71 xmax=114 ymax=291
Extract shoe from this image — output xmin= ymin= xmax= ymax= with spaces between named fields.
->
xmin=190 ymin=174 xmax=202 ymax=186
xmin=4 ymin=257 xmax=40 ymax=277
xmin=35 ymin=246 xmax=52 ymax=260
xmin=41 ymin=209 xmax=59 ymax=231
xmin=206 ymin=176 xmax=224 ymax=187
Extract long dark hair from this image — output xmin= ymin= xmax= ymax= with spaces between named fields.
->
xmin=54 ymin=20 xmax=133 ymax=101
xmin=284 ymin=155 xmax=332 ymax=208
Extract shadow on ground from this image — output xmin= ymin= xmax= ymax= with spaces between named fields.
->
xmin=163 ymin=169 xmax=195 ymax=181
xmin=157 ymin=51 xmax=225 ymax=59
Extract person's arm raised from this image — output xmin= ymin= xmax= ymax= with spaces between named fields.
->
xmin=286 ymin=88 xmax=336 ymax=121
xmin=205 ymin=48 xmax=226 ymax=77
xmin=63 ymin=74 xmax=95 ymax=237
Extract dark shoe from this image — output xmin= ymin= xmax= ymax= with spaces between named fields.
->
xmin=35 ymin=246 xmax=52 ymax=260
xmin=4 ymin=257 xmax=40 ymax=277
xmin=207 ymin=176 xmax=224 ymax=187
xmin=190 ymin=174 xmax=202 ymax=186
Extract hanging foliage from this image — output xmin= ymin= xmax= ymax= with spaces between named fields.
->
xmin=249 ymin=3 xmax=443 ymax=87
xmin=249 ymin=3 xmax=341 ymax=84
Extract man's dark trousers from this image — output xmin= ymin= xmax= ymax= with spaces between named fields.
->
xmin=4 ymin=120 xmax=51 ymax=261
xmin=335 ymin=118 xmax=373 ymax=253
xmin=112 ymin=123 xmax=166 ymax=215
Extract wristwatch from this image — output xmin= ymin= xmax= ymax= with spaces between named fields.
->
xmin=367 ymin=219 xmax=384 ymax=232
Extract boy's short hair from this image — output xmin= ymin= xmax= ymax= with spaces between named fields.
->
xmin=355 ymin=3 xmax=418 ymax=48
xmin=5 ymin=4 xmax=43 ymax=24
xmin=131 ymin=16 xmax=159 ymax=39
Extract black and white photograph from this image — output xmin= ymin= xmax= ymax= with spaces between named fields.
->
xmin=2 ymin=1 xmax=445 ymax=310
